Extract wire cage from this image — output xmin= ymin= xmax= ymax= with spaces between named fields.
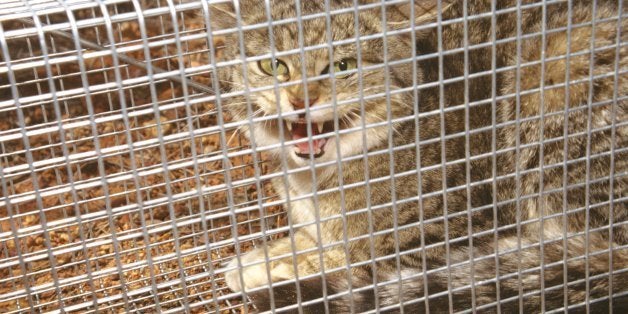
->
xmin=0 ymin=1 xmax=286 ymax=312
xmin=0 ymin=0 xmax=626 ymax=313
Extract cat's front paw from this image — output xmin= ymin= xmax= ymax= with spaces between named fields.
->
xmin=224 ymin=248 xmax=269 ymax=292
xmin=224 ymin=248 xmax=295 ymax=292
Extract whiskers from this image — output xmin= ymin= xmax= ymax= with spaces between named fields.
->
xmin=226 ymin=106 xmax=274 ymax=148
xmin=209 ymin=80 xmax=410 ymax=151
xmin=345 ymin=109 xmax=401 ymax=135
xmin=339 ymin=84 xmax=408 ymax=136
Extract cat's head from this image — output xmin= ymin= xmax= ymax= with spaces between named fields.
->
xmin=209 ymin=0 xmax=442 ymax=167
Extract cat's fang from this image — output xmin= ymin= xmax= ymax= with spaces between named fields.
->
xmin=316 ymin=122 xmax=324 ymax=134
xmin=285 ymin=121 xmax=292 ymax=132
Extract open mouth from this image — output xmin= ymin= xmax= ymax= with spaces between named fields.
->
xmin=285 ymin=119 xmax=335 ymax=159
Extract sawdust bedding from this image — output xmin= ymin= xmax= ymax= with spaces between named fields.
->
xmin=0 ymin=5 xmax=284 ymax=313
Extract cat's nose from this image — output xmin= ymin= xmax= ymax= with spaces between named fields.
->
xmin=289 ymin=97 xmax=319 ymax=109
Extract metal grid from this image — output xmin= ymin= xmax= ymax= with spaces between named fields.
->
xmin=0 ymin=0 xmax=626 ymax=313
xmin=0 ymin=0 xmax=286 ymax=312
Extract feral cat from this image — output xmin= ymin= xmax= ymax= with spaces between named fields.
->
xmin=209 ymin=0 xmax=628 ymax=312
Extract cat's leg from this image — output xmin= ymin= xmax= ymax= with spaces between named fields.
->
xmin=224 ymin=230 xmax=346 ymax=292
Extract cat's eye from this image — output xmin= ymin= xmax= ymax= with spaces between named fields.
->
xmin=258 ymin=59 xmax=289 ymax=77
xmin=322 ymin=58 xmax=357 ymax=78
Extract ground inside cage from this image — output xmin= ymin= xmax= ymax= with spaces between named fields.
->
xmin=0 ymin=3 xmax=287 ymax=312
xmin=0 ymin=94 xmax=286 ymax=313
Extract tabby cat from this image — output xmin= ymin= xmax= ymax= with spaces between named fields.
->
xmin=209 ymin=0 xmax=628 ymax=312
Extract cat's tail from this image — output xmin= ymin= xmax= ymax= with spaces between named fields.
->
xmin=249 ymin=235 xmax=628 ymax=313
xmin=248 ymin=266 xmax=442 ymax=313
xmin=248 ymin=271 xmax=381 ymax=313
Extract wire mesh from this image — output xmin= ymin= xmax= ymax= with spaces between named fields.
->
xmin=0 ymin=1 xmax=287 ymax=312
xmin=0 ymin=0 xmax=626 ymax=313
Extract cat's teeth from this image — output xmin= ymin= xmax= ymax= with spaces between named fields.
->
xmin=316 ymin=122 xmax=323 ymax=134
xmin=285 ymin=122 xmax=292 ymax=132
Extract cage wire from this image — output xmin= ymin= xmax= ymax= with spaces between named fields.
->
xmin=0 ymin=0 xmax=287 ymax=312
xmin=0 ymin=0 xmax=626 ymax=313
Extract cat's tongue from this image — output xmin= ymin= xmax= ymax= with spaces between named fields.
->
xmin=291 ymin=122 xmax=327 ymax=158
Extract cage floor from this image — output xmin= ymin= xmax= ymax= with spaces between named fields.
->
xmin=0 ymin=95 xmax=286 ymax=313
xmin=0 ymin=5 xmax=287 ymax=312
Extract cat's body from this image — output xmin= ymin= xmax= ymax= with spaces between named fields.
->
xmin=210 ymin=0 xmax=628 ymax=312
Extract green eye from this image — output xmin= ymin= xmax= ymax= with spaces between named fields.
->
xmin=258 ymin=59 xmax=289 ymax=77
xmin=322 ymin=58 xmax=357 ymax=78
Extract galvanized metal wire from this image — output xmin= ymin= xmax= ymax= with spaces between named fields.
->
xmin=0 ymin=0 xmax=626 ymax=313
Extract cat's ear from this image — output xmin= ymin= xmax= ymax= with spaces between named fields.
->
xmin=386 ymin=1 xmax=454 ymax=31
xmin=208 ymin=1 xmax=238 ymax=31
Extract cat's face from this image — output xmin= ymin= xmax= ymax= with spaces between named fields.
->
xmin=211 ymin=1 xmax=420 ymax=167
